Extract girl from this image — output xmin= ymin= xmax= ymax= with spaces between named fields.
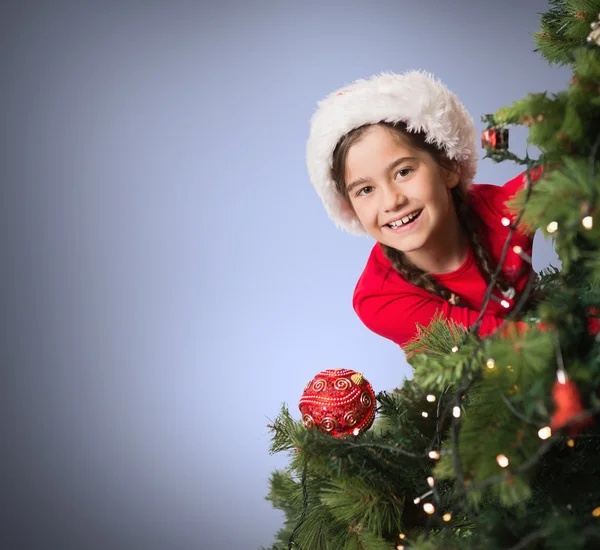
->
xmin=306 ymin=71 xmax=543 ymax=349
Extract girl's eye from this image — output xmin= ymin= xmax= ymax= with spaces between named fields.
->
xmin=357 ymin=186 xmax=374 ymax=196
xmin=395 ymin=168 xmax=413 ymax=179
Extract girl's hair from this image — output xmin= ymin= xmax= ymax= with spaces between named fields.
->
xmin=331 ymin=122 xmax=512 ymax=304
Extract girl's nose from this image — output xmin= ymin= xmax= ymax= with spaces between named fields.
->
xmin=382 ymin=184 xmax=407 ymax=212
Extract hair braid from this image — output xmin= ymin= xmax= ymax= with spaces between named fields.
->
xmin=451 ymin=187 xmax=512 ymax=294
xmin=380 ymin=244 xmax=459 ymax=303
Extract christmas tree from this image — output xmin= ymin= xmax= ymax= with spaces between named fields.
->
xmin=264 ymin=2 xmax=600 ymax=548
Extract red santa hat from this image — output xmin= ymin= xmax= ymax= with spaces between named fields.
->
xmin=306 ymin=71 xmax=479 ymax=235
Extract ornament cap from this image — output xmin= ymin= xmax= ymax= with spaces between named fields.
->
xmin=351 ymin=372 xmax=364 ymax=385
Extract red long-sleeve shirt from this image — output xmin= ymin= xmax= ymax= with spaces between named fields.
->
xmin=353 ymin=169 xmax=542 ymax=349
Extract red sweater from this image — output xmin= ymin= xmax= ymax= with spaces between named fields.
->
xmin=353 ymin=170 xmax=542 ymax=349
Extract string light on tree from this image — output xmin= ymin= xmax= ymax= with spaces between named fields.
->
xmin=443 ymin=513 xmax=452 ymax=522
xmin=501 ymin=217 xmax=511 ymax=227
xmin=451 ymin=346 xmax=459 ymax=353
xmin=538 ymin=426 xmax=552 ymax=440
xmin=426 ymin=394 xmax=436 ymax=402
xmin=496 ymin=454 xmax=510 ymax=468
xmin=547 ymin=221 xmax=559 ymax=233
xmin=427 ymin=476 xmax=434 ymax=487
xmin=422 ymin=412 xmax=429 ymax=418
xmin=487 ymin=358 xmax=496 ymax=369
xmin=453 ymin=406 xmax=461 ymax=418
xmin=582 ymin=216 xmax=593 ymax=230
xmin=423 ymin=503 xmax=435 ymax=515
xmin=587 ymin=13 xmax=600 ymax=45
xmin=429 ymin=450 xmax=440 ymax=460
xmin=513 ymin=245 xmax=532 ymax=264
xmin=414 ymin=490 xmax=433 ymax=504
xmin=490 ymin=295 xmax=511 ymax=308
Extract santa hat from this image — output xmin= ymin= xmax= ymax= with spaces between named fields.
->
xmin=306 ymin=71 xmax=479 ymax=235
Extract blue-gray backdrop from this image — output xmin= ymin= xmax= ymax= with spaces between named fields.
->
xmin=1 ymin=1 xmax=567 ymax=549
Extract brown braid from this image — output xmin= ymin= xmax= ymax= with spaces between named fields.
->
xmin=452 ymin=186 xmax=513 ymax=295
xmin=380 ymin=244 xmax=458 ymax=302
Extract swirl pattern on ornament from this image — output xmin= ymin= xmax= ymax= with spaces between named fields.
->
xmin=302 ymin=414 xmax=315 ymax=428
xmin=344 ymin=411 xmax=358 ymax=426
xmin=360 ymin=392 xmax=372 ymax=408
xmin=334 ymin=378 xmax=351 ymax=391
xmin=312 ymin=379 xmax=327 ymax=392
xmin=320 ymin=417 xmax=336 ymax=432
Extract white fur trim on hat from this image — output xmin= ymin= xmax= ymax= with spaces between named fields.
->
xmin=306 ymin=70 xmax=479 ymax=235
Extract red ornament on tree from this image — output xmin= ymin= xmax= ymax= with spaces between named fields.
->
xmin=550 ymin=377 xmax=593 ymax=437
xmin=481 ymin=127 xmax=509 ymax=150
xmin=299 ymin=369 xmax=376 ymax=438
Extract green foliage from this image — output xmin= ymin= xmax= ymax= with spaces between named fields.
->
xmin=534 ymin=0 xmax=600 ymax=65
xmin=405 ymin=313 xmax=483 ymax=391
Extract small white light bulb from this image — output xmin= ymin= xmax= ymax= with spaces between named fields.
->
xmin=582 ymin=216 xmax=593 ymax=230
xmin=487 ymin=358 xmax=496 ymax=369
xmin=426 ymin=394 xmax=436 ymax=402
xmin=421 ymin=411 xmax=429 ymax=418
xmin=443 ymin=512 xmax=452 ymax=522
xmin=428 ymin=450 xmax=440 ymax=460
xmin=538 ymin=426 xmax=552 ymax=440
xmin=427 ymin=476 xmax=434 ymax=487
xmin=501 ymin=217 xmax=511 ymax=227
xmin=501 ymin=299 xmax=510 ymax=308
xmin=453 ymin=406 xmax=461 ymax=418
xmin=423 ymin=502 xmax=435 ymax=514
xmin=547 ymin=221 xmax=558 ymax=233
xmin=496 ymin=454 xmax=510 ymax=468
xmin=451 ymin=346 xmax=459 ymax=353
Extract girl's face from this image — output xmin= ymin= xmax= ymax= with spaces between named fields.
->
xmin=344 ymin=125 xmax=460 ymax=258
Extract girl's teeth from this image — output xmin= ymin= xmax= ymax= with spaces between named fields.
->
xmin=389 ymin=210 xmax=420 ymax=228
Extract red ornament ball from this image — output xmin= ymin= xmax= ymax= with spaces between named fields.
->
xmin=299 ymin=369 xmax=376 ymax=437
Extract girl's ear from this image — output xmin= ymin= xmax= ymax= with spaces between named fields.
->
xmin=443 ymin=163 xmax=461 ymax=189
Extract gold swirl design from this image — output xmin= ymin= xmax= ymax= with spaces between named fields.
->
xmin=344 ymin=411 xmax=358 ymax=427
xmin=302 ymin=414 xmax=315 ymax=429
xmin=360 ymin=392 xmax=372 ymax=408
xmin=334 ymin=378 xmax=351 ymax=391
xmin=320 ymin=417 xmax=336 ymax=432
xmin=312 ymin=379 xmax=327 ymax=392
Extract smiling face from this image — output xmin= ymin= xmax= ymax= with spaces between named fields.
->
xmin=341 ymin=124 xmax=461 ymax=265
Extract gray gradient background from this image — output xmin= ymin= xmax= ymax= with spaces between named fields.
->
xmin=1 ymin=1 xmax=568 ymax=549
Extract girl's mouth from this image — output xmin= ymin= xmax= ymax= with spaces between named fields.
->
xmin=386 ymin=209 xmax=423 ymax=229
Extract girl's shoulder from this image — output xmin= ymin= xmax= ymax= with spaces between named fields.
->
xmin=467 ymin=168 xmax=544 ymax=214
